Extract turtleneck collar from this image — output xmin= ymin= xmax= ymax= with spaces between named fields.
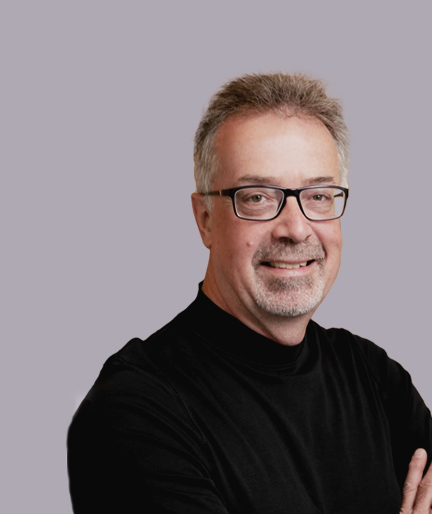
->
xmin=182 ymin=284 xmax=315 ymax=370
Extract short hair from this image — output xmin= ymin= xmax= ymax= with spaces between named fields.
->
xmin=193 ymin=72 xmax=349 ymax=198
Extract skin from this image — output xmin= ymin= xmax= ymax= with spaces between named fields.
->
xmin=192 ymin=112 xmax=432 ymax=510
xmin=192 ymin=113 xmax=343 ymax=346
xmin=400 ymin=449 xmax=432 ymax=513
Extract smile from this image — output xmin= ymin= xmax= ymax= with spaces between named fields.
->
xmin=263 ymin=260 xmax=315 ymax=269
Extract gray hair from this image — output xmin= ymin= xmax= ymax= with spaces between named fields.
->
xmin=193 ymin=73 xmax=349 ymax=199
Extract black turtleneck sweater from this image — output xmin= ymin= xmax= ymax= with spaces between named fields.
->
xmin=68 ymin=288 xmax=432 ymax=514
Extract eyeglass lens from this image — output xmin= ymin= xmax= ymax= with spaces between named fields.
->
xmin=234 ymin=187 xmax=346 ymax=220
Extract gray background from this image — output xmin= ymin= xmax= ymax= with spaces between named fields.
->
xmin=2 ymin=1 xmax=431 ymax=512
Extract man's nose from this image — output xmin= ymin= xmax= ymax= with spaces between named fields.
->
xmin=270 ymin=197 xmax=313 ymax=243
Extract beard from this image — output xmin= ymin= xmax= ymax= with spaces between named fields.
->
xmin=250 ymin=240 xmax=326 ymax=317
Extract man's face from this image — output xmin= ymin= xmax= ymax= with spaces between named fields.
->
xmin=194 ymin=113 xmax=343 ymax=326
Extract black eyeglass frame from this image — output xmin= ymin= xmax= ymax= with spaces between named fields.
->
xmin=206 ymin=185 xmax=349 ymax=221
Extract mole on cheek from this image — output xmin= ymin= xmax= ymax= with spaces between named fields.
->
xmin=246 ymin=241 xmax=254 ymax=247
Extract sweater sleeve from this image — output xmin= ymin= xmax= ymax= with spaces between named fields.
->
xmin=352 ymin=334 xmax=432 ymax=489
xmin=67 ymin=357 xmax=229 ymax=514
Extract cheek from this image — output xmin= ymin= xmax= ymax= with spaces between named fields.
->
xmin=213 ymin=227 xmax=252 ymax=264
xmin=216 ymin=218 xmax=256 ymax=249
xmin=322 ymin=226 xmax=343 ymax=265
xmin=232 ymin=238 xmax=258 ymax=261
xmin=211 ymin=213 xmax=266 ymax=266
xmin=317 ymin=226 xmax=342 ymax=294
xmin=221 ymin=235 xmax=260 ymax=274
xmin=237 ymin=230 xmax=263 ymax=258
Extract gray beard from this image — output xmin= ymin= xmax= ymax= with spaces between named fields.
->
xmin=251 ymin=240 xmax=326 ymax=317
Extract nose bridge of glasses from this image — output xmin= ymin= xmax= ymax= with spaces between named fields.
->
xmin=270 ymin=189 xmax=313 ymax=242
xmin=283 ymin=188 xmax=299 ymax=198
xmin=277 ymin=188 xmax=305 ymax=218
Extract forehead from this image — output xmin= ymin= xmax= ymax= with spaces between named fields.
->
xmin=214 ymin=113 xmax=340 ymax=188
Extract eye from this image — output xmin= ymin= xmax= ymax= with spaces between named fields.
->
xmin=248 ymin=194 xmax=265 ymax=203
xmin=311 ymin=194 xmax=326 ymax=202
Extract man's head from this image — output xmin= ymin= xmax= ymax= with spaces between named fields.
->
xmin=191 ymin=73 xmax=349 ymax=341
xmin=194 ymin=73 xmax=349 ymax=198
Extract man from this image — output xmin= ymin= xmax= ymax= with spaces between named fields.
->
xmin=68 ymin=73 xmax=432 ymax=513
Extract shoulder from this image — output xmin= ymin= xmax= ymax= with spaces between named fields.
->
xmin=67 ymin=305 xmax=216 ymax=512
xmin=70 ymin=304 xmax=203 ymax=436
xmin=312 ymin=320 xmax=392 ymax=361
xmin=99 ymin=302 xmax=199 ymax=387
xmin=311 ymin=321 xmax=413 ymax=404
xmin=313 ymin=322 xmax=388 ymax=361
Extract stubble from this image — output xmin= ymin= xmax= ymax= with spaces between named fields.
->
xmin=251 ymin=240 xmax=326 ymax=317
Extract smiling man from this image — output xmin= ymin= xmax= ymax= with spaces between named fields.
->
xmin=193 ymin=114 xmax=344 ymax=344
xmin=68 ymin=73 xmax=432 ymax=514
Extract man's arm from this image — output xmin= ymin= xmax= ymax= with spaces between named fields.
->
xmin=67 ymin=364 xmax=229 ymax=514
xmin=352 ymin=334 xmax=432 ymax=491
xmin=400 ymin=448 xmax=432 ymax=514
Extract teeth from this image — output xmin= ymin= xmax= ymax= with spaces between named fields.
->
xmin=269 ymin=261 xmax=308 ymax=269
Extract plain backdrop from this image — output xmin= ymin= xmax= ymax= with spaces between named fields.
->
xmin=1 ymin=1 xmax=431 ymax=512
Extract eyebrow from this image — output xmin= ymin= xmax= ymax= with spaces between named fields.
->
xmin=236 ymin=174 xmax=276 ymax=184
xmin=304 ymin=176 xmax=336 ymax=185
xmin=236 ymin=174 xmax=336 ymax=186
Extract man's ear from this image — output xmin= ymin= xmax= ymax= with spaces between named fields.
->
xmin=191 ymin=193 xmax=212 ymax=249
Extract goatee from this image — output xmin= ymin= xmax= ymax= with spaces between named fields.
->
xmin=251 ymin=240 xmax=326 ymax=317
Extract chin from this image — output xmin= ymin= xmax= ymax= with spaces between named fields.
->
xmin=251 ymin=276 xmax=325 ymax=318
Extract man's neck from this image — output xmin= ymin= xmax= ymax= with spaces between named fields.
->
xmin=201 ymin=278 xmax=314 ymax=347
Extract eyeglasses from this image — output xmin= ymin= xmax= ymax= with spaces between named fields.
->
xmin=206 ymin=185 xmax=349 ymax=221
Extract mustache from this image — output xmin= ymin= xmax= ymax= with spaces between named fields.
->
xmin=253 ymin=240 xmax=326 ymax=266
